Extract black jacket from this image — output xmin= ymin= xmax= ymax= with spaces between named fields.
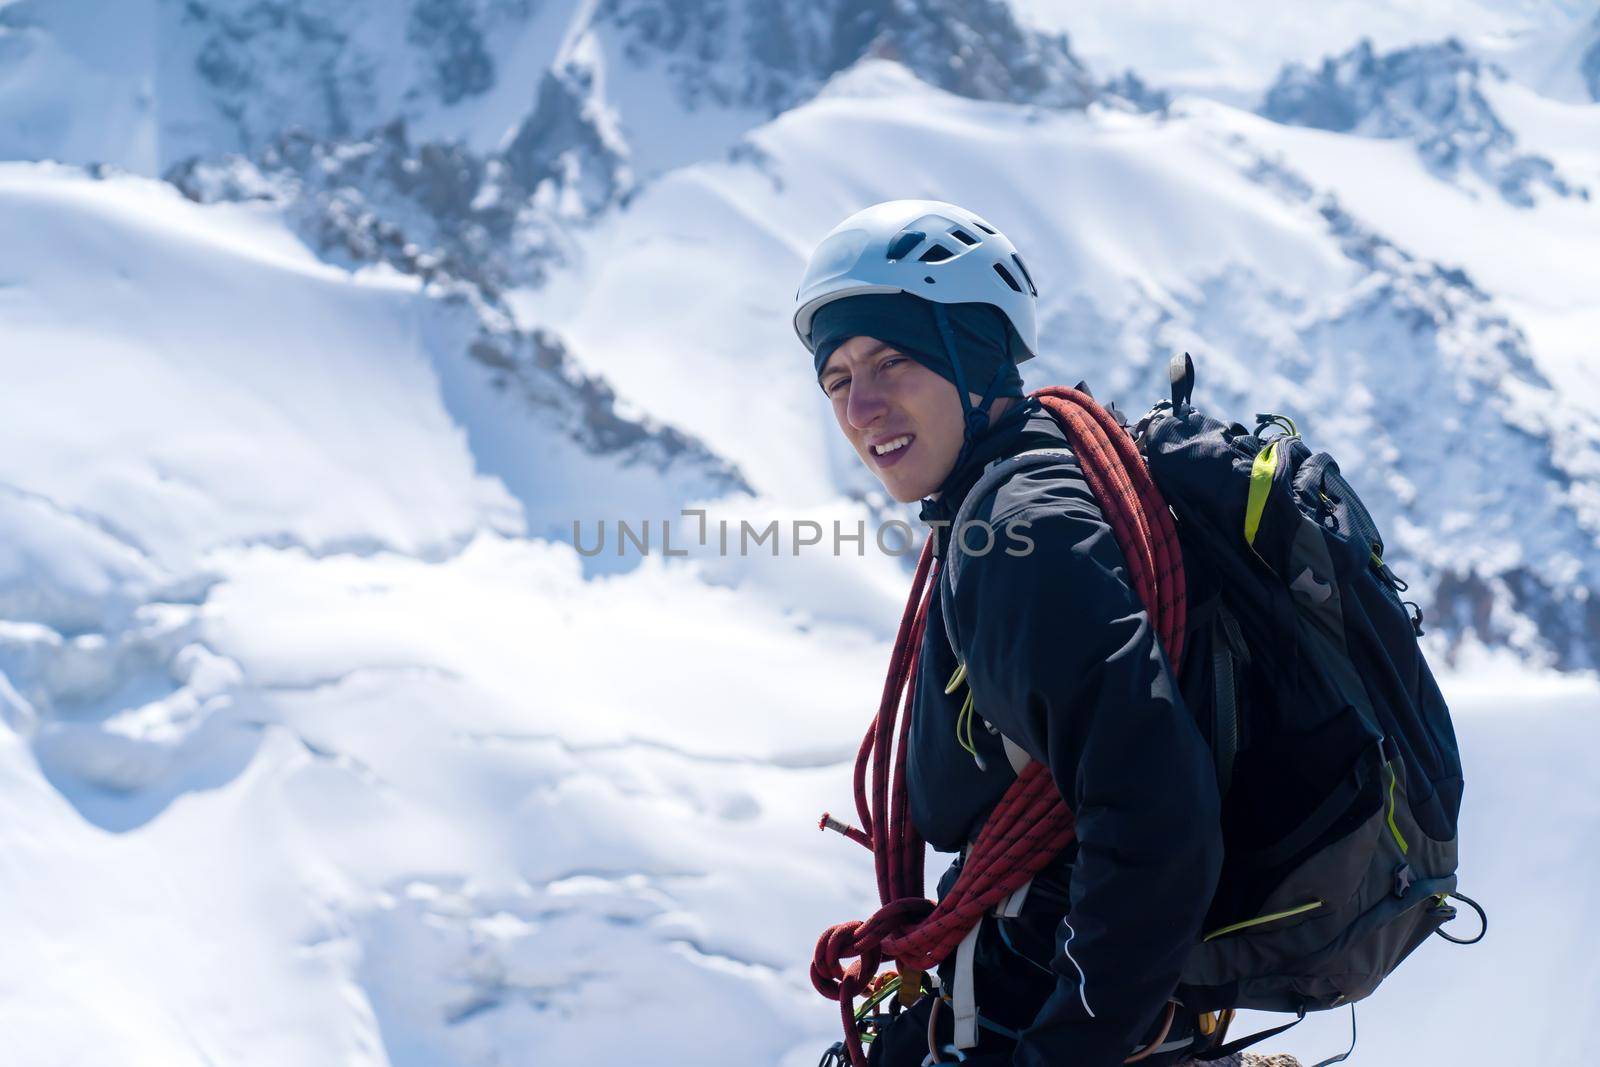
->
xmin=908 ymin=400 xmax=1223 ymax=1067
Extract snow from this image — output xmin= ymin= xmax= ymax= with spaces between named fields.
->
xmin=200 ymin=536 xmax=891 ymax=761
xmin=1186 ymin=95 xmax=1600 ymax=402
xmin=0 ymin=0 xmax=161 ymax=172
xmin=1480 ymin=75 xmax=1600 ymax=182
xmin=585 ymin=20 xmax=774 ymax=181
xmin=408 ymin=0 xmax=593 ymax=155
xmin=2 ymin=521 xmax=1596 ymax=1065
xmin=0 ymin=532 xmax=889 ymax=1066
xmin=1012 ymin=0 xmax=1589 ymax=97
xmin=1478 ymin=10 xmax=1600 ymax=105
xmin=0 ymin=163 xmax=521 ymax=571
xmin=0 ymin=0 xmax=597 ymax=172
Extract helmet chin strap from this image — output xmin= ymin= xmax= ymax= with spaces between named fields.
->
xmin=932 ymin=304 xmax=1012 ymax=479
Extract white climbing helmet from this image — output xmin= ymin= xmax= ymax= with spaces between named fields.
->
xmin=792 ymin=199 xmax=1039 ymax=361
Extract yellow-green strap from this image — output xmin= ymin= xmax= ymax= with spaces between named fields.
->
xmin=957 ymin=688 xmax=978 ymax=759
xmin=947 ymin=662 xmax=982 ymax=763
xmin=1259 ymin=413 xmax=1299 ymax=439
xmin=1386 ymin=761 xmax=1410 ymax=855
xmin=1203 ymin=899 xmax=1324 ymax=942
xmin=945 ymin=662 xmax=968 ymax=694
xmin=1244 ymin=440 xmax=1279 ymax=547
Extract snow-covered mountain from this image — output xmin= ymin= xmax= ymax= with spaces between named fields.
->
xmin=0 ymin=0 xmax=1099 ymax=176
xmin=1262 ymin=37 xmax=1585 ymax=205
xmin=3 ymin=2 xmax=1599 ymax=1065
xmin=1481 ymin=8 xmax=1600 ymax=103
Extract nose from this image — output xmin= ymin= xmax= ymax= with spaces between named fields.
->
xmin=845 ymin=373 xmax=888 ymax=431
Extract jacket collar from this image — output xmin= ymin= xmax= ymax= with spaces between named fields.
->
xmin=918 ymin=397 xmax=1066 ymax=558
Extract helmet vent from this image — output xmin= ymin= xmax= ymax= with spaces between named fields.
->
xmin=949 ymin=228 xmax=978 ymax=246
xmin=992 ymin=262 xmax=1023 ymax=293
xmin=919 ymin=243 xmax=955 ymax=263
xmin=1011 ymin=254 xmax=1038 ymax=296
xmin=973 ymin=221 xmax=998 ymax=234
xmin=885 ymin=231 xmax=925 ymax=261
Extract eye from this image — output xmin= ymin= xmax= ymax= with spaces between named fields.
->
xmin=881 ymin=355 xmax=908 ymax=369
xmin=824 ymin=375 xmax=850 ymax=396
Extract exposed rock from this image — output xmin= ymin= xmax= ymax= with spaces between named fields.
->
xmin=167 ymin=115 xmax=580 ymax=295
xmin=406 ymin=0 xmax=501 ymax=105
xmin=1103 ymin=69 xmax=1170 ymax=114
xmin=175 ymin=0 xmax=534 ymax=153
xmin=595 ymin=0 xmax=1096 ymax=115
xmin=1262 ymin=38 xmax=1585 ymax=207
xmin=503 ymin=57 xmax=634 ymax=220
xmin=166 ymin=123 xmax=745 ymax=499
xmin=465 ymin=319 xmax=748 ymax=490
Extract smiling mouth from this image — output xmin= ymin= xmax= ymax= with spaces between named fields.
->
xmin=870 ymin=434 xmax=915 ymax=467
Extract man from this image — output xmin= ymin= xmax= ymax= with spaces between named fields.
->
xmin=795 ymin=201 xmax=1224 ymax=1066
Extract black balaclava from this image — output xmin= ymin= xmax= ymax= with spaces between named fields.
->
xmin=810 ymin=292 xmax=1025 ymax=484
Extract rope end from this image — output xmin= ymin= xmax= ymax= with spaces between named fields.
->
xmin=819 ymin=812 xmax=873 ymax=849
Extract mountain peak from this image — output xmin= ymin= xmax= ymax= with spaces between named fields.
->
xmin=1262 ymin=36 xmax=1586 ymax=207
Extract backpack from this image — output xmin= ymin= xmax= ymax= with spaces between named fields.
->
xmin=937 ymin=354 xmax=1482 ymax=1058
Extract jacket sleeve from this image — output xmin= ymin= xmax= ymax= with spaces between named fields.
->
xmin=950 ymin=492 xmax=1223 ymax=1067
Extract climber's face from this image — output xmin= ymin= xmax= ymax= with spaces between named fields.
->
xmin=819 ymin=336 xmax=969 ymax=502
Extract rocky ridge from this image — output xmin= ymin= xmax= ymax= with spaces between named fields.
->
xmin=1262 ymin=38 xmax=1587 ymax=207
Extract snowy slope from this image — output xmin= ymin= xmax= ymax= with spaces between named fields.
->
xmin=1197 ymin=96 xmax=1600 ymax=416
xmin=0 ymin=163 xmax=519 ymax=570
xmin=1012 ymin=0 xmax=1593 ymax=97
xmin=1 ymin=529 xmax=1595 ymax=1065
xmin=0 ymin=534 xmax=896 ymax=1066
xmin=1480 ymin=10 xmax=1600 ymax=105
xmin=0 ymin=159 xmax=742 ymax=563
xmin=0 ymin=161 xmax=910 ymax=1063
xmin=0 ymin=0 xmax=163 ymax=172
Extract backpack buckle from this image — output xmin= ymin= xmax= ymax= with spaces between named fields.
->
xmin=1393 ymin=862 xmax=1415 ymax=898
xmin=1168 ymin=351 xmax=1195 ymax=414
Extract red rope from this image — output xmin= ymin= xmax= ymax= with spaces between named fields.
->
xmin=811 ymin=389 xmax=1188 ymax=1067
xmin=1033 ymin=388 xmax=1186 ymax=654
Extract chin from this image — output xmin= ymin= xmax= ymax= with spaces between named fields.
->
xmin=881 ymin=473 xmax=936 ymax=503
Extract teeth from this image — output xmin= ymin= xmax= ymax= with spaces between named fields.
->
xmin=874 ymin=435 xmax=912 ymax=456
